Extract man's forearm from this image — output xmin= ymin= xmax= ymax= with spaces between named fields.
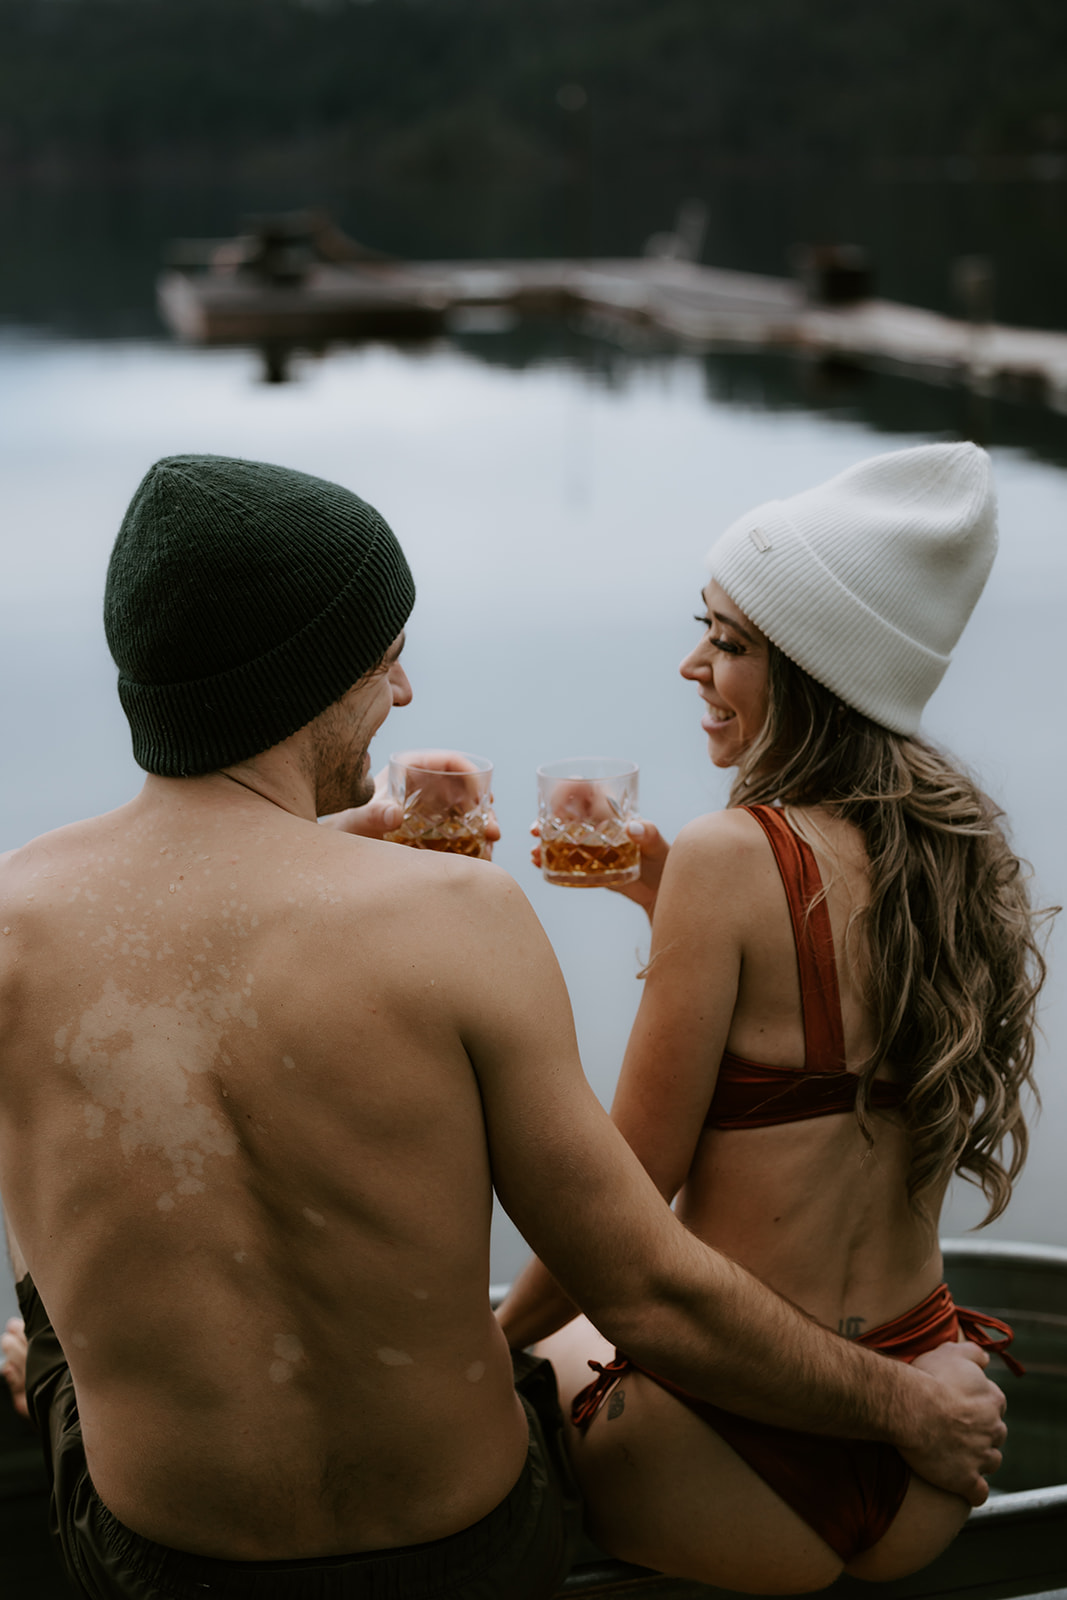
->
xmin=541 ymin=1216 xmax=1000 ymax=1505
xmin=600 ymin=1232 xmax=925 ymax=1448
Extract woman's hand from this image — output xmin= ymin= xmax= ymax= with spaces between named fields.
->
xmin=617 ymin=820 xmax=671 ymax=920
xmin=530 ymin=817 xmax=670 ymax=923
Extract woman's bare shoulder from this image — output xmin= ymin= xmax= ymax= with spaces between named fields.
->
xmin=671 ymin=806 xmax=775 ymax=867
xmin=657 ymin=808 xmax=781 ymax=920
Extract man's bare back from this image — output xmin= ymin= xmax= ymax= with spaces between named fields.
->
xmin=0 ymin=779 xmax=555 ymax=1556
xmin=0 ymin=454 xmax=1008 ymax=1598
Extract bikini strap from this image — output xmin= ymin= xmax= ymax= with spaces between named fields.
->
xmin=956 ymin=1306 xmax=1026 ymax=1378
xmin=856 ymin=1283 xmax=1025 ymax=1376
xmin=570 ymin=1355 xmax=633 ymax=1432
xmin=743 ymin=805 xmax=847 ymax=1073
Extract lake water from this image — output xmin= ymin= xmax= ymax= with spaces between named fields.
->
xmin=1 ymin=319 xmax=1065 ymax=1332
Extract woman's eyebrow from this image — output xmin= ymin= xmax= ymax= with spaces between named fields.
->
xmin=712 ymin=610 xmax=757 ymax=644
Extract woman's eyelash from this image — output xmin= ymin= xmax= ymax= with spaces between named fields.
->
xmin=695 ymin=616 xmax=742 ymax=654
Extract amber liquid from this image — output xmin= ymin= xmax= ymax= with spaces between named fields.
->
xmin=542 ymin=834 xmax=640 ymax=886
xmin=383 ymin=820 xmax=490 ymax=858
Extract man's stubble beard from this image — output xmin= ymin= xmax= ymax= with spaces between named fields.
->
xmin=310 ymin=702 xmax=377 ymax=817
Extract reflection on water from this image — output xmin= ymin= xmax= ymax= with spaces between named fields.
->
xmin=454 ymin=321 xmax=1067 ymax=471
xmin=0 ymin=324 xmax=1064 ymax=1327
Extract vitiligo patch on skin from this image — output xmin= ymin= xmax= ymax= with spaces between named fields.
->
xmin=269 ymin=1335 xmax=305 ymax=1385
xmin=377 ymin=1348 xmax=414 ymax=1367
xmin=61 ymin=975 xmax=253 ymax=1199
xmin=465 ymin=1361 xmax=486 ymax=1383
xmin=302 ymin=1208 xmax=326 ymax=1228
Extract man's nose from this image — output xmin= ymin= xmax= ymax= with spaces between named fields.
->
xmin=392 ymin=666 xmax=413 ymax=705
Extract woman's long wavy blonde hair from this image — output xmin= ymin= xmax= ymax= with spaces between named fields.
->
xmin=731 ymin=643 xmax=1052 ymax=1225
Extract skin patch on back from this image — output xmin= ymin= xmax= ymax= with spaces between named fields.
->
xmin=269 ymin=1335 xmax=306 ymax=1385
xmin=59 ymin=975 xmax=250 ymax=1202
xmin=377 ymin=1348 xmax=414 ymax=1367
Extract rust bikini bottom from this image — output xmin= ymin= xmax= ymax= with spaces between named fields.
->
xmin=570 ymin=1282 xmax=1020 ymax=1563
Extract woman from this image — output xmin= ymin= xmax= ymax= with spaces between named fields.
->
xmin=499 ymin=442 xmax=1048 ymax=1593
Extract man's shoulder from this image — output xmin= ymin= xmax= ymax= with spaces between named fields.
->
xmin=314 ymin=829 xmax=533 ymax=922
xmin=0 ymin=817 xmax=94 ymax=888
xmin=0 ymin=805 xmax=138 ymax=919
xmin=293 ymin=835 xmax=549 ymax=1021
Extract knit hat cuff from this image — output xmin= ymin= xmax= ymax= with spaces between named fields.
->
xmin=119 ymin=523 xmax=414 ymax=775
xmin=708 ymin=505 xmax=950 ymax=735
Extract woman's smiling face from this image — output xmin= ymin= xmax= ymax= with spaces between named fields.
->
xmin=679 ymin=581 xmax=771 ymax=768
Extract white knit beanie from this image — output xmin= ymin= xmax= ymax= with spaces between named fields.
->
xmin=706 ymin=442 xmax=997 ymax=734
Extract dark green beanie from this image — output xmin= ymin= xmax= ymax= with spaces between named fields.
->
xmin=104 ymin=454 xmax=416 ymax=776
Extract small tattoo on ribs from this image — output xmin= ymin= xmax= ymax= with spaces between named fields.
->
xmin=607 ymin=1388 xmax=626 ymax=1420
xmin=838 ymin=1316 xmax=867 ymax=1338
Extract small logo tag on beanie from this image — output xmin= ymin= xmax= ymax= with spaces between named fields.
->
xmin=748 ymin=526 xmax=771 ymax=552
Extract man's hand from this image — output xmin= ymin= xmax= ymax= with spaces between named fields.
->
xmin=899 ymin=1342 xmax=1007 ymax=1506
xmin=320 ymin=766 xmax=401 ymax=838
xmin=1 ymin=1316 xmax=29 ymax=1420
xmin=321 ymin=760 xmax=502 ymax=848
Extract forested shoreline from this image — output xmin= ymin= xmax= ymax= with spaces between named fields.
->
xmin=2 ymin=0 xmax=1066 ymax=186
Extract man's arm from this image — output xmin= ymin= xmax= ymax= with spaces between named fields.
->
xmin=458 ymin=868 xmax=1005 ymax=1505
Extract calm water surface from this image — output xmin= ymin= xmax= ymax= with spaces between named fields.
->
xmin=1 ymin=326 xmax=1064 ymax=1330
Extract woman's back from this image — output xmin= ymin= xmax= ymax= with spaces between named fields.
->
xmin=676 ymin=803 xmax=946 ymax=1335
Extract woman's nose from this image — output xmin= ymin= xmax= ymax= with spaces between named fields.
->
xmin=679 ymin=644 xmax=711 ymax=681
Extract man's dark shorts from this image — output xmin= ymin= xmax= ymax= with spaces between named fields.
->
xmin=17 ymin=1276 xmax=582 ymax=1600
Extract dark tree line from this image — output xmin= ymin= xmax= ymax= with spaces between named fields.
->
xmin=2 ymin=0 xmax=1066 ymax=183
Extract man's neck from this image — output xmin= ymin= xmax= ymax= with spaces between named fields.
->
xmin=216 ymin=765 xmax=314 ymax=821
xmin=139 ymin=737 xmax=319 ymax=825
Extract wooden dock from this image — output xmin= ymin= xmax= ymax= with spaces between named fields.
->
xmin=157 ymin=253 xmax=1067 ymax=411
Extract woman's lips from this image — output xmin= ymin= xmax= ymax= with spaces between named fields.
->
xmin=701 ymin=706 xmax=736 ymax=734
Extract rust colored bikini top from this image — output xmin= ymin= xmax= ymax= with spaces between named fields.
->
xmin=705 ymin=804 xmax=905 ymax=1130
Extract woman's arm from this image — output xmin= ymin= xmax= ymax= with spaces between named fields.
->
xmin=608 ymin=809 xmax=760 ymax=1193
xmin=497 ymin=1255 xmax=580 ymax=1349
xmin=499 ymin=808 xmax=759 ymax=1345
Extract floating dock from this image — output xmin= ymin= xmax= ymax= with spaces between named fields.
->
xmin=158 ymin=250 xmax=1067 ymax=410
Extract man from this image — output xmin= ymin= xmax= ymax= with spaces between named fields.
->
xmin=0 ymin=455 xmax=1004 ymax=1600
